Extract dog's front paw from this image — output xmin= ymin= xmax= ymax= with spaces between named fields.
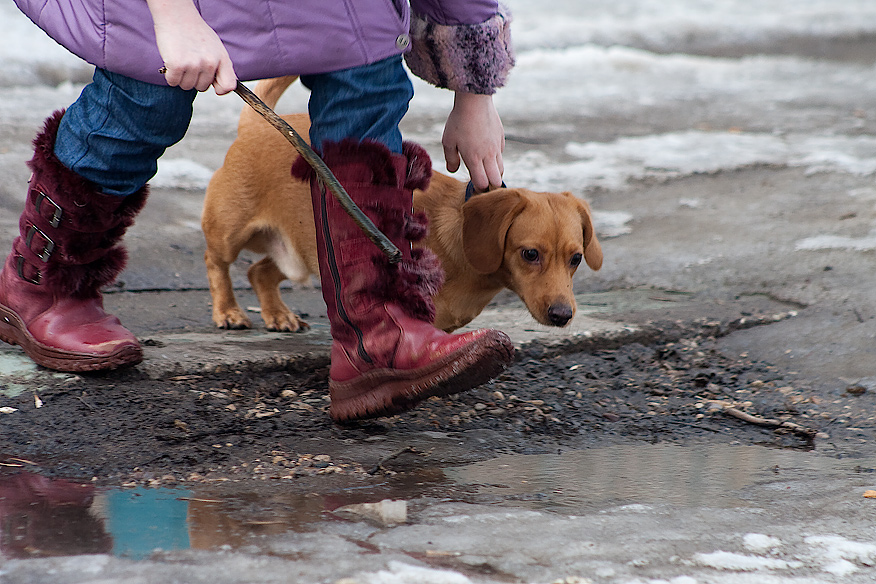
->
xmin=214 ymin=308 xmax=253 ymax=330
xmin=264 ymin=311 xmax=310 ymax=333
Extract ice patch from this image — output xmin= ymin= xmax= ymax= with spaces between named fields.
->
xmin=508 ymin=0 xmax=876 ymax=53
xmin=796 ymin=136 xmax=876 ymax=176
xmin=743 ymin=533 xmax=783 ymax=553
xmin=622 ymin=577 xmax=697 ymax=584
xmin=352 ymin=561 xmax=472 ymax=584
xmin=440 ymin=510 xmax=543 ymax=524
xmin=804 ymin=535 xmax=876 ymax=573
xmin=822 ymin=559 xmax=859 ymax=577
xmin=604 ymin=503 xmax=653 ymax=514
xmin=679 ymin=198 xmax=701 ymax=209
xmin=592 ymin=210 xmax=633 ymax=238
xmin=410 ymin=42 xmax=876 ymax=124
xmin=693 ymin=551 xmax=796 ymax=571
xmin=557 ymin=131 xmax=876 ymax=191
xmin=153 ymin=159 xmax=214 ymax=191
xmin=795 ymin=230 xmax=876 ymax=252
xmin=500 ymin=131 xmax=876 ymax=194
xmin=847 ymin=187 xmax=876 ymax=200
xmin=565 ymin=132 xmax=789 ymax=182
xmin=52 ymin=554 xmax=111 ymax=575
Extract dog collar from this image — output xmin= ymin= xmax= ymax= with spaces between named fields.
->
xmin=465 ymin=181 xmax=507 ymax=202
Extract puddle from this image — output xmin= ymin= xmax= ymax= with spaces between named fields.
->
xmin=0 ymin=472 xmax=111 ymax=557
xmin=95 ymin=487 xmax=192 ymax=558
xmin=574 ymin=288 xmax=694 ymax=314
xmin=0 ymin=472 xmax=333 ymax=560
xmin=0 ymin=444 xmax=871 ymax=559
xmin=444 ymin=442 xmax=875 ymax=510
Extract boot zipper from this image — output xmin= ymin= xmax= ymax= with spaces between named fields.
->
xmin=320 ymin=185 xmax=372 ymax=364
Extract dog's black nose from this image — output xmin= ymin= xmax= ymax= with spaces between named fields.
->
xmin=547 ymin=304 xmax=573 ymax=326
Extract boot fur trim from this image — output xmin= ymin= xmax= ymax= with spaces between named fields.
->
xmin=365 ymin=207 xmax=444 ymax=322
xmin=291 ymin=139 xmax=398 ymax=185
xmin=292 ymin=139 xmax=395 ymax=186
xmin=29 ymin=111 xmax=150 ymax=232
xmin=292 ymin=139 xmax=433 ymax=192
xmin=371 ymin=246 xmax=444 ymax=323
xmin=401 ymin=142 xmax=432 ymax=192
xmin=39 ymin=245 xmax=129 ymax=298
xmin=16 ymin=110 xmax=148 ymax=296
xmin=404 ymin=210 xmax=429 ymax=242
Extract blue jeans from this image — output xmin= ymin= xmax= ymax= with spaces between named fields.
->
xmin=54 ymin=57 xmax=413 ymax=197
xmin=55 ymin=68 xmax=197 ymax=197
xmin=301 ymin=55 xmax=412 ymax=154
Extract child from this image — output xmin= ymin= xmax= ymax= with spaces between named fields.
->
xmin=1 ymin=0 xmax=516 ymax=421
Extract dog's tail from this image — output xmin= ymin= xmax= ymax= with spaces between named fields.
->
xmin=239 ymin=75 xmax=300 ymax=129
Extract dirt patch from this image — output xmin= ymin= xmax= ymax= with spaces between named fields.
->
xmin=1 ymin=320 xmax=867 ymax=493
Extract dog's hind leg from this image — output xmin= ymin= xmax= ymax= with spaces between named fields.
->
xmin=248 ymin=257 xmax=310 ymax=332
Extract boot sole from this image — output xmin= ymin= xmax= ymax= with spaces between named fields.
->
xmin=329 ymin=329 xmax=515 ymax=422
xmin=0 ymin=305 xmax=143 ymax=373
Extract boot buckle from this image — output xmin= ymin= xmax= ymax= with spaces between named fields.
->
xmin=34 ymin=191 xmax=63 ymax=228
xmin=25 ymin=225 xmax=55 ymax=262
xmin=15 ymin=256 xmax=41 ymax=285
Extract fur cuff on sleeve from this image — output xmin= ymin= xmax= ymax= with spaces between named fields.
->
xmin=404 ymin=4 xmax=515 ymax=95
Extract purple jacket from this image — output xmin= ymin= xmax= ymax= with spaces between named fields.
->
xmin=14 ymin=0 xmax=514 ymax=93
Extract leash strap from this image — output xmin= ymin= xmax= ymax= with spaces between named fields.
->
xmin=465 ymin=181 xmax=507 ymax=202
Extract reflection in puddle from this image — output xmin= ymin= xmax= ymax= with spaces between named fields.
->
xmin=0 ymin=444 xmax=868 ymax=559
xmin=184 ymin=491 xmax=328 ymax=552
xmin=93 ymin=487 xmax=192 ymax=559
xmin=0 ymin=473 xmax=337 ymax=560
xmin=445 ymin=443 xmax=873 ymax=510
xmin=0 ymin=472 xmax=110 ymax=557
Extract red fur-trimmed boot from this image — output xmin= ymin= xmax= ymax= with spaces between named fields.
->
xmin=293 ymin=140 xmax=514 ymax=422
xmin=0 ymin=111 xmax=146 ymax=372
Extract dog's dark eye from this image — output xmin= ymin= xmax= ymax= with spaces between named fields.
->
xmin=570 ymin=253 xmax=583 ymax=267
xmin=521 ymin=249 xmax=539 ymax=263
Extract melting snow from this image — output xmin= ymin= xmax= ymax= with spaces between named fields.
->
xmin=693 ymin=551 xmax=798 ymax=571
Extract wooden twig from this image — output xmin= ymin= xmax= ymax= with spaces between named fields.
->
xmin=77 ymin=395 xmax=95 ymax=410
xmin=721 ymin=406 xmax=817 ymax=442
xmin=233 ymin=82 xmax=402 ymax=264
xmin=8 ymin=458 xmax=37 ymax=465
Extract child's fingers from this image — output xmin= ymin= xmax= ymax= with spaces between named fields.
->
xmin=212 ymin=59 xmax=237 ymax=95
xmin=444 ymin=144 xmax=462 ymax=174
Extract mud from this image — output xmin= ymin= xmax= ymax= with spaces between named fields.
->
xmin=1 ymin=314 xmax=867 ymax=500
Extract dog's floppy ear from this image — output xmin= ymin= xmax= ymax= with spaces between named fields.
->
xmin=462 ymin=190 xmax=526 ymax=274
xmin=574 ymin=195 xmax=603 ymax=271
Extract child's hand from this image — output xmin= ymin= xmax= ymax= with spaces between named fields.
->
xmin=148 ymin=0 xmax=237 ymax=94
xmin=443 ymin=92 xmax=505 ymax=192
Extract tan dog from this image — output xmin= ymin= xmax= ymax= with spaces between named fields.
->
xmin=202 ymin=76 xmax=603 ymax=333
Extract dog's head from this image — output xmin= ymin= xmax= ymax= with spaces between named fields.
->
xmin=461 ymin=188 xmax=602 ymax=327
